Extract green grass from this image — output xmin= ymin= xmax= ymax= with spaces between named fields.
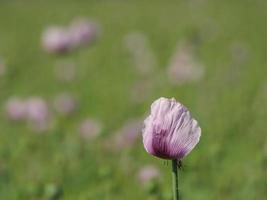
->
xmin=0 ymin=0 xmax=267 ymax=199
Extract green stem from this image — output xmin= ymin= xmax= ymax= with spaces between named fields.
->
xmin=172 ymin=159 xmax=179 ymax=200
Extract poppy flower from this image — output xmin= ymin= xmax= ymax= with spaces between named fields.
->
xmin=142 ymin=97 xmax=201 ymax=160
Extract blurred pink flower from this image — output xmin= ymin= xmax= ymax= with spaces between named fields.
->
xmin=53 ymin=93 xmax=76 ymax=115
xmin=167 ymin=45 xmax=204 ymax=85
xmin=142 ymin=97 xmax=201 ymax=160
xmin=5 ymin=97 xmax=27 ymax=121
xmin=137 ymin=165 xmax=161 ymax=185
xmin=25 ymin=97 xmax=51 ymax=132
xmin=41 ymin=26 xmax=72 ymax=54
xmin=79 ymin=119 xmax=102 ymax=140
xmin=41 ymin=19 xmax=99 ymax=54
xmin=113 ymin=119 xmax=143 ymax=149
xmin=68 ymin=19 xmax=98 ymax=48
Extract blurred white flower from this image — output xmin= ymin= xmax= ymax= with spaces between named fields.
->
xmin=167 ymin=44 xmax=204 ymax=85
xmin=79 ymin=119 xmax=102 ymax=140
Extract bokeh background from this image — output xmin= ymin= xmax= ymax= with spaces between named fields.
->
xmin=0 ymin=0 xmax=267 ymax=199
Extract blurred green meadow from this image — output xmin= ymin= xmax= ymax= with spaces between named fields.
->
xmin=0 ymin=0 xmax=267 ymax=199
